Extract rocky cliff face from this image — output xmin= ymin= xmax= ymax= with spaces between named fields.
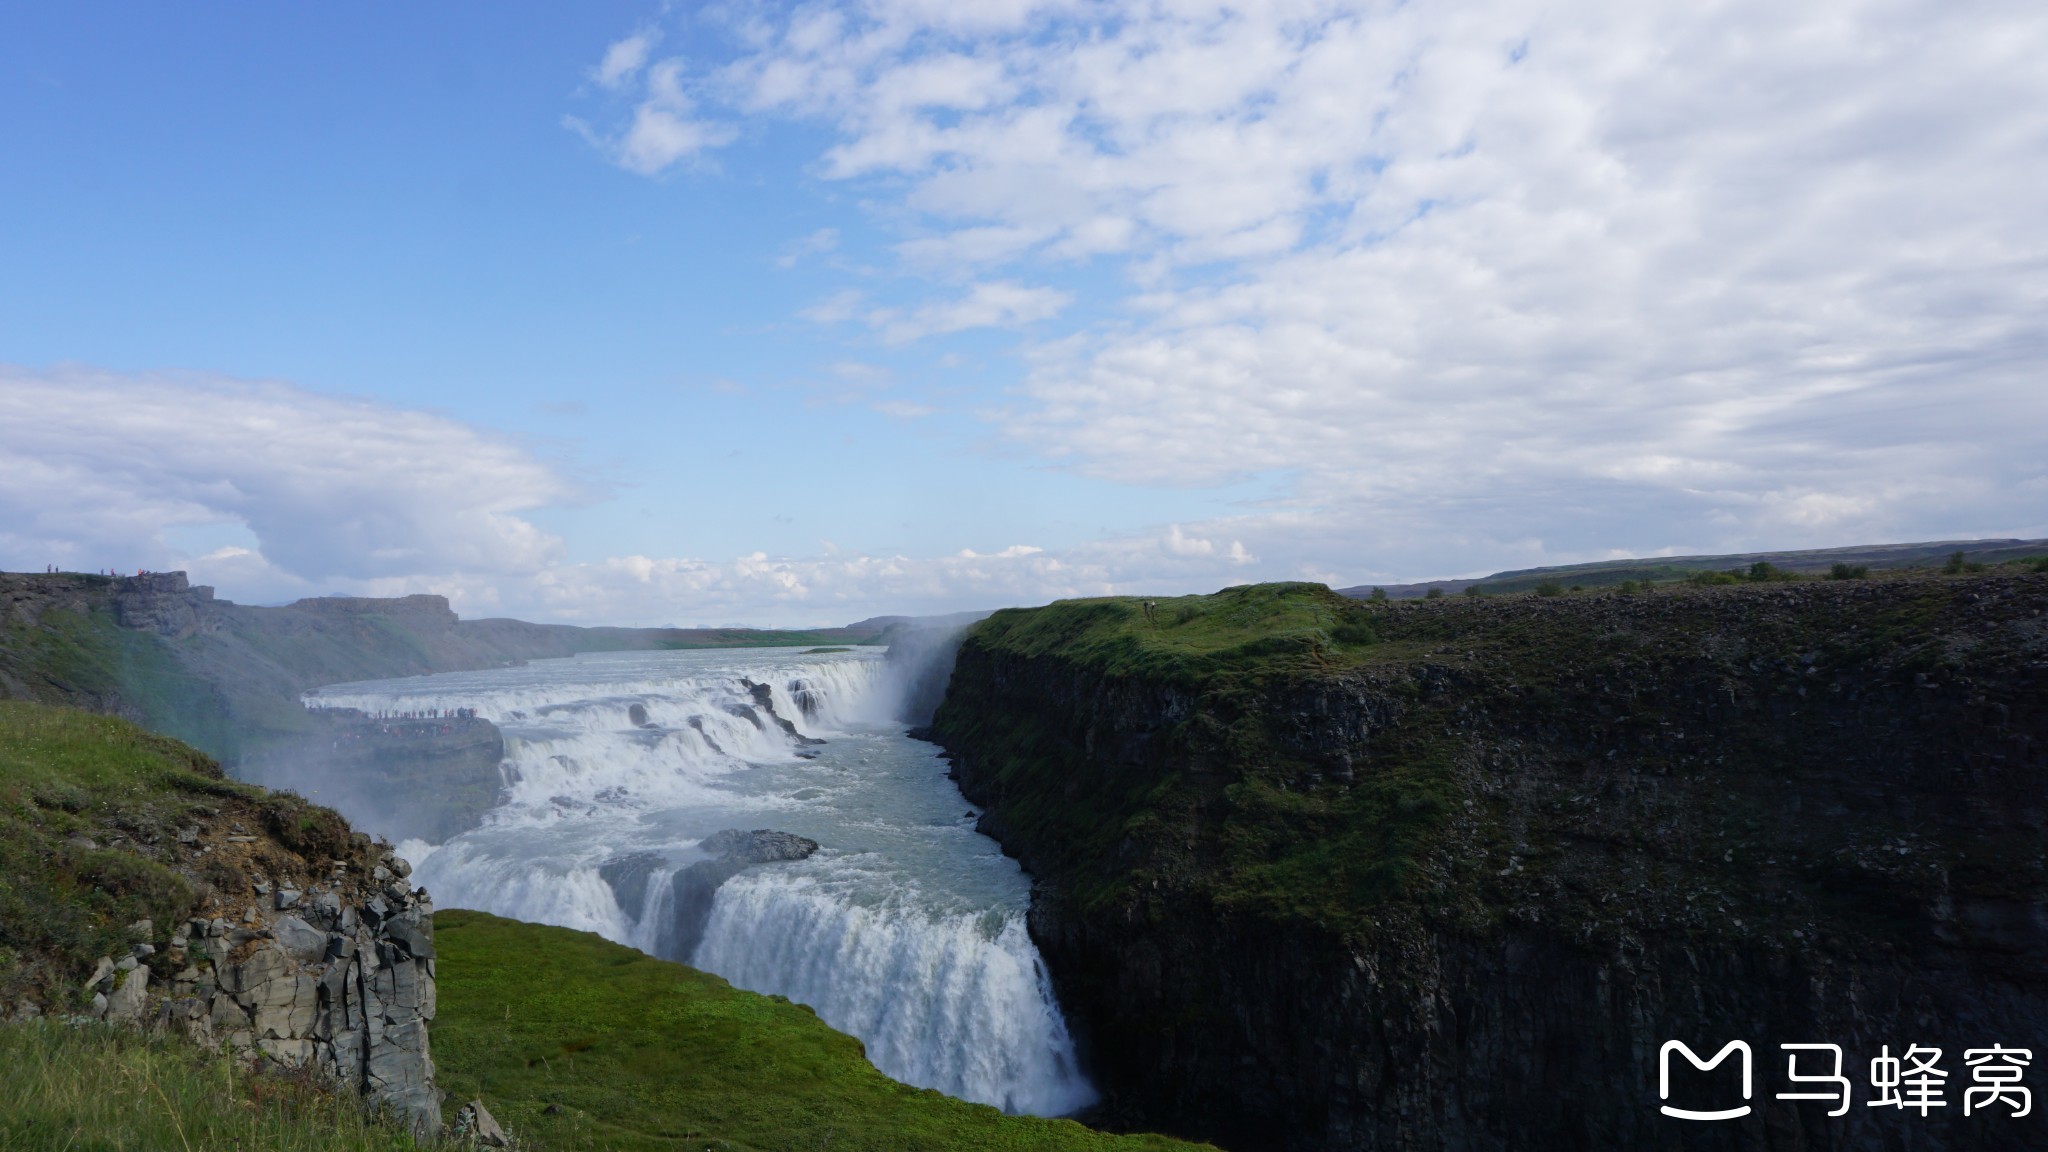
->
xmin=0 ymin=570 xmax=218 ymax=638
xmin=931 ymin=573 xmax=2048 ymax=1151
xmin=149 ymin=845 xmax=442 ymax=1139
xmin=4 ymin=702 xmax=446 ymax=1139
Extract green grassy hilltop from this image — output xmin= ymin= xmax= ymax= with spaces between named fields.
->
xmin=940 ymin=581 xmax=1447 ymax=925
xmin=968 ymin=581 xmax=1385 ymax=686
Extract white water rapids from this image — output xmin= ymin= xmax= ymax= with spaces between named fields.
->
xmin=306 ymin=646 xmax=1096 ymax=1116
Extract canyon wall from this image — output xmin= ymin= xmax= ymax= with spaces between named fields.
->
xmin=931 ymin=574 xmax=2048 ymax=1151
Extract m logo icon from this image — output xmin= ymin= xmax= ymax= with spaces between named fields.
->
xmin=1660 ymin=1041 xmax=1754 ymax=1120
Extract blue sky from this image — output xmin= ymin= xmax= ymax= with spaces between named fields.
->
xmin=3 ymin=2 xmax=2044 ymax=625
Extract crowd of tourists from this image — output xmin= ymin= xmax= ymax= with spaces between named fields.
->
xmin=304 ymin=704 xmax=483 ymax=749
xmin=356 ymin=707 xmax=478 ymax=721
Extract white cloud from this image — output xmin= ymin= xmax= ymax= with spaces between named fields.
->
xmin=590 ymin=0 xmax=2048 ymax=572
xmin=39 ymin=3 xmax=2043 ymax=626
xmin=516 ymin=523 xmax=1267 ymax=625
xmin=1164 ymin=523 xmax=1255 ymax=561
xmin=807 ymin=282 xmax=1070 ymax=342
xmin=896 ymin=224 xmax=1053 ymax=270
xmin=578 ymin=54 xmax=735 ymax=175
xmin=593 ymin=30 xmax=658 ymax=90
xmin=0 ymin=365 xmax=572 ymax=598
xmin=777 ymin=226 xmax=841 ymax=268
xmin=802 ymin=289 xmax=867 ymax=324
xmin=871 ymin=280 xmax=1071 ymax=343
xmin=830 ymin=359 xmax=889 ymax=382
xmin=0 ymin=364 xmax=1289 ymax=625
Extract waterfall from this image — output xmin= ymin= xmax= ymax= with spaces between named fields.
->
xmin=303 ymin=647 xmax=1096 ymax=1117
xmin=697 ymin=869 xmax=1094 ymax=1115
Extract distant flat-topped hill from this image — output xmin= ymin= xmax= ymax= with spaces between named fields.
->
xmin=1337 ymin=536 xmax=2048 ymax=599
xmin=0 ymin=570 xmax=897 ymax=764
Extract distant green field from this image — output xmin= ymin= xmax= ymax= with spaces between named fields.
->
xmin=1337 ymin=537 xmax=2048 ymax=598
xmin=431 ymin=909 xmax=1207 ymax=1152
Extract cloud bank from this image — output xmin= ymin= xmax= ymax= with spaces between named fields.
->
xmin=580 ymin=0 xmax=2048 ymax=574
xmin=522 ymin=522 xmax=1254 ymax=624
xmin=0 ymin=366 xmax=572 ymax=600
xmin=13 ymin=3 xmax=2044 ymax=628
xmin=0 ymin=366 xmax=1259 ymax=623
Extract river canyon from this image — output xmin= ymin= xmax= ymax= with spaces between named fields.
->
xmin=304 ymin=645 xmax=1095 ymax=1118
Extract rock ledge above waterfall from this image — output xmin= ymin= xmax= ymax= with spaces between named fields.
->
xmin=701 ymin=828 xmax=820 ymax=864
xmin=601 ymin=828 xmax=822 ymax=965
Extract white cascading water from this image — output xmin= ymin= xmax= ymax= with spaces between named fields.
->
xmin=305 ymin=647 xmax=1096 ymax=1117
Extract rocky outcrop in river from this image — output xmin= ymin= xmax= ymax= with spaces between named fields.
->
xmin=603 ymin=829 xmax=822 ymax=963
xmin=931 ymin=572 xmax=2048 ymax=1151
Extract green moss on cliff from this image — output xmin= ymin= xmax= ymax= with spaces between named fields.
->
xmin=933 ymin=573 xmax=2048 ymax=1150
xmin=1211 ymin=730 xmax=1461 ymax=926
xmin=0 ymin=702 xmax=348 ymax=1008
xmin=431 ymin=909 xmax=1207 ymax=1152
xmin=937 ymin=584 xmax=1470 ymax=935
xmin=936 ymin=573 xmax=2048 ymax=948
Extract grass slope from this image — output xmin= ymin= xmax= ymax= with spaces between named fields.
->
xmin=0 ymin=701 xmax=279 ymax=1006
xmin=1 ymin=703 xmax=1200 ymax=1150
xmin=0 ymin=1023 xmax=416 ymax=1152
xmin=968 ymin=581 xmax=1384 ymax=688
xmin=0 ymin=605 xmax=236 ymax=756
xmin=432 ymin=910 xmax=1206 ymax=1152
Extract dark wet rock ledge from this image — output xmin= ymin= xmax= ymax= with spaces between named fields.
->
xmin=602 ymin=829 xmax=821 ymax=963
